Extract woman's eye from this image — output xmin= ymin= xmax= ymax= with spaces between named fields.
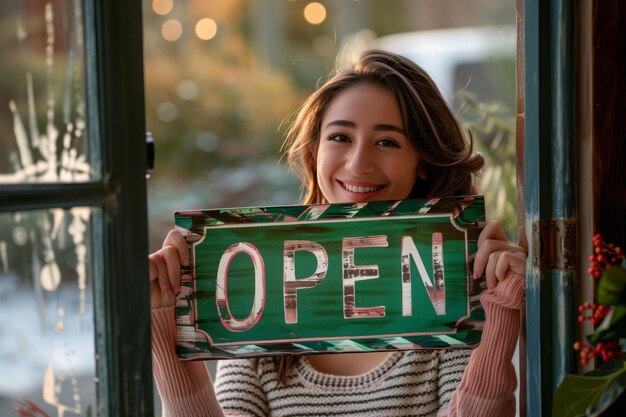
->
xmin=377 ymin=138 xmax=399 ymax=147
xmin=328 ymin=134 xmax=349 ymax=143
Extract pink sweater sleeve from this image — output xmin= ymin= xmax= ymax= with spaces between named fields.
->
xmin=446 ymin=271 xmax=525 ymax=417
xmin=152 ymin=307 xmax=225 ymax=417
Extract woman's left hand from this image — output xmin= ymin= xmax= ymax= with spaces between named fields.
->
xmin=473 ymin=221 xmax=527 ymax=289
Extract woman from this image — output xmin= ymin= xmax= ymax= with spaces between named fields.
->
xmin=150 ymin=49 xmax=526 ymax=417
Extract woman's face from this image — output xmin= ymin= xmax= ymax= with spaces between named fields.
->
xmin=316 ymin=83 xmax=423 ymax=204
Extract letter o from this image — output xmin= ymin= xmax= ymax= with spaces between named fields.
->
xmin=215 ymin=242 xmax=265 ymax=331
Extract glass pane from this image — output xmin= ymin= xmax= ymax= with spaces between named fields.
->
xmin=0 ymin=207 xmax=97 ymax=416
xmin=0 ymin=1 xmax=96 ymax=183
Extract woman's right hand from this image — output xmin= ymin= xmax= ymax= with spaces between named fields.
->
xmin=149 ymin=229 xmax=190 ymax=309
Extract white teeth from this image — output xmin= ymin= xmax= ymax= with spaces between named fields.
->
xmin=342 ymin=182 xmax=382 ymax=193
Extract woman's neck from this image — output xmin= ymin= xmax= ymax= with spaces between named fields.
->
xmin=306 ymin=351 xmax=391 ymax=376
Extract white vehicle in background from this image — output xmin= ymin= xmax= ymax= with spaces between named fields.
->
xmin=372 ymin=25 xmax=516 ymax=106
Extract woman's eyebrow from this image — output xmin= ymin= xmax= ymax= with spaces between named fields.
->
xmin=374 ymin=123 xmax=406 ymax=134
xmin=323 ymin=120 xmax=406 ymax=134
xmin=323 ymin=119 xmax=355 ymax=129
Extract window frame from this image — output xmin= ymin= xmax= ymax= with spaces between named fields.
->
xmin=0 ymin=0 xmax=153 ymax=415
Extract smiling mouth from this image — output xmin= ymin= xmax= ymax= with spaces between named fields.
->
xmin=340 ymin=181 xmax=384 ymax=193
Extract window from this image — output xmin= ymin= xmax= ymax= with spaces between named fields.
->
xmin=0 ymin=2 xmax=151 ymax=415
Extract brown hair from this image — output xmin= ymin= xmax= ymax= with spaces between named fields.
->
xmin=283 ymin=49 xmax=484 ymax=204
xmin=263 ymin=49 xmax=484 ymax=382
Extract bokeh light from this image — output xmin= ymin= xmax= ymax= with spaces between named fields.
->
xmin=152 ymin=0 xmax=173 ymax=16
xmin=161 ymin=19 xmax=182 ymax=41
xmin=195 ymin=132 xmax=220 ymax=153
xmin=177 ymin=80 xmax=199 ymax=100
xmin=195 ymin=18 xmax=218 ymax=40
xmin=157 ymin=102 xmax=178 ymax=122
xmin=304 ymin=2 xmax=327 ymax=25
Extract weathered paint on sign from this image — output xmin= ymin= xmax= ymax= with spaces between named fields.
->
xmin=175 ymin=196 xmax=486 ymax=360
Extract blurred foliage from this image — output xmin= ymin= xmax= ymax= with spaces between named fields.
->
xmin=459 ymin=91 xmax=518 ymax=241
xmin=143 ymin=6 xmax=305 ymax=179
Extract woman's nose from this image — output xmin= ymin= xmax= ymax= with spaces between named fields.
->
xmin=345 ymin=144 xmax=375 ymax=174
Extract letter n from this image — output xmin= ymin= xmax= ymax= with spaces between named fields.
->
xmin=401 ymin=233 xmax=445 ymax=316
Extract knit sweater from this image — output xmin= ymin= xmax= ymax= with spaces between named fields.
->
xmin=214 ymin=349 xmax=471 ymax=417
xmin=152 ymin=271 xmax=524 ymax=417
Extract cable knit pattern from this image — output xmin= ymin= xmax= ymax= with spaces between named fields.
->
xmin=151 ymin=271 xmax=524 ymax=417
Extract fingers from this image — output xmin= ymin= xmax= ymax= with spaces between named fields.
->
xmin=149 ymin=255 xmax=159 ymax=283
xmin=150 ymin=250 xmax=172 ymax=296
xmin=473 ymin=239 xmax=525 ymax=278
xmin=477 ymin=221 xmax=508 ymax=247
xmin=148 ymin=248 xmax=181 ymax=309
xmin=473 ymin=221 xmax=527 ymax=286
xmin=161 ymin=245 xmax=182 ymax=294
xmin=148 ymin=229 xmax=190 ymax=309
xmin=163 ymin=229 xmax=190 ymax=267
xmin=483 ymin=250 xmax=527 ymax=289
xmin=494 ymin=251 xmax=527 ymax=279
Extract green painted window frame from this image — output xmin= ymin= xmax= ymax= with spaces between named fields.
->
xmin=0 ymin=1 xmax=153 ymax=415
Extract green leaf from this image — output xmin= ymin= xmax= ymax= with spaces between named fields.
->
xmin=586 ymin=367 xmax=626 ymax=416
xmin=554 ymin=375 xmax=612 ymax=417
xmin=597 ymin=266 xmax=626 ymax=306
xmin=553 ymin=365 xmax=626 ymax=417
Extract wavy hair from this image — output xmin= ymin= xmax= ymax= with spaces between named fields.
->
xmin=283 ymin=49 xmax=484 ymax=203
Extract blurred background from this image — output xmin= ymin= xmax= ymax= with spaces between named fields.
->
xmin=0 ymin=0 xmax=517 ymax=416
xmin=143 ymin=0 xmax=518 ymax=253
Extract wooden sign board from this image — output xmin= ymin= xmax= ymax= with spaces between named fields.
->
xmin=175 ymin=196 xmax=486 ymax=360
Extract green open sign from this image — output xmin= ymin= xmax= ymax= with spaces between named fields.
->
xmin=175 ymin=196 xmax=486 ymax=360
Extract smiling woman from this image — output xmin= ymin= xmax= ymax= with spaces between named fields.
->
xmin=316 ymin=83 xmax=421 ymax=203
